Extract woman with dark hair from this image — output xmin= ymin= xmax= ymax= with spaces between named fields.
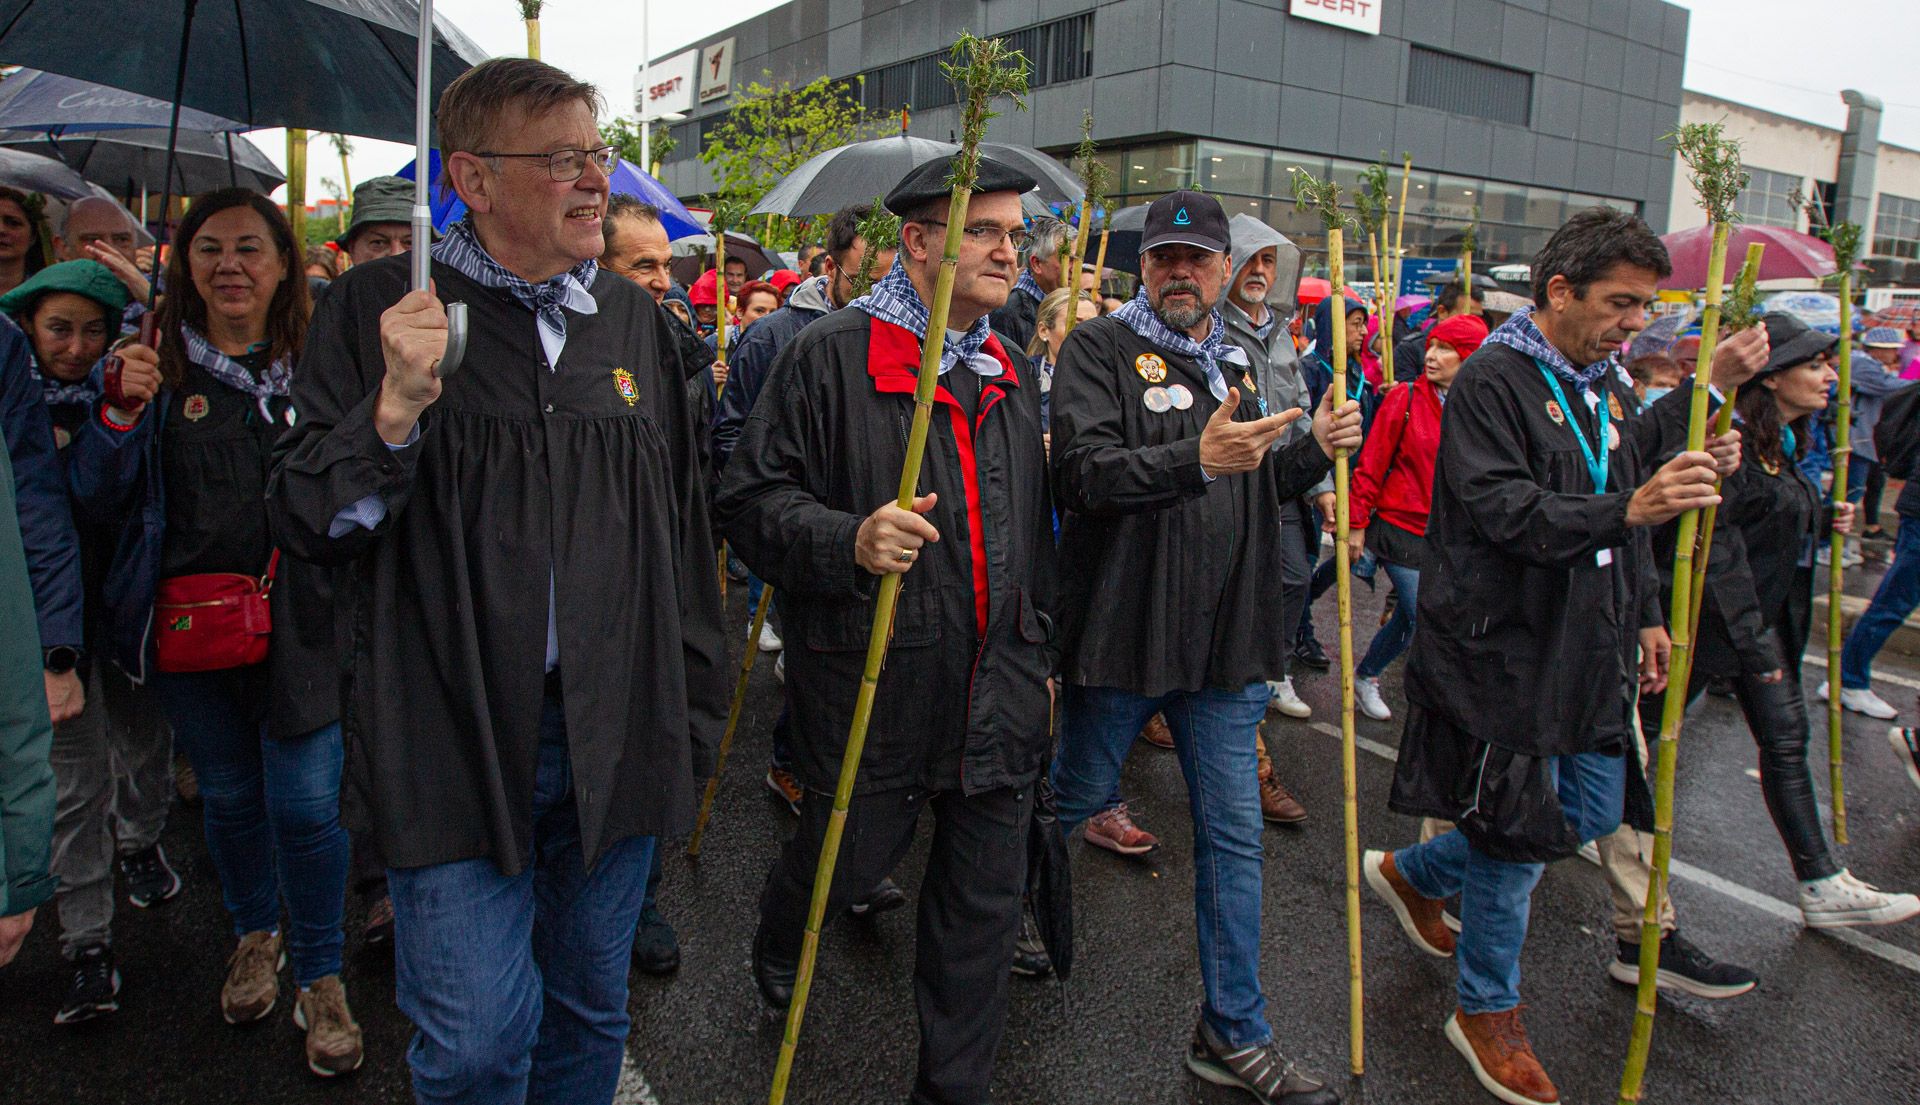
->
xmin=67 ymin=188 xmax=361 ymax=1074
xmin=1642 ymin=312 xmax=1918 ymax=929
xmin=0 ymin=186 xmax=52 ymax=297
xmin=1 ymin=261 xmax=183 ymax=1026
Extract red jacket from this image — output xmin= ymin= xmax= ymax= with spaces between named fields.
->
xmin=1350 ymin=375 xmax=1443 ymax=536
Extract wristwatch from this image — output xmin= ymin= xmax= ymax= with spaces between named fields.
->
xmin=43 ymin=645 xmax=80 ymax=675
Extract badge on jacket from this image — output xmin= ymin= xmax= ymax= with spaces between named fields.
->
xmin=1143 ymin=386 xmax=1173 ymax=413
xmin=1167 ymin=383 xmax=1194 ymax=410
xmin=1607 ymin=392 xmax=1624 ymax=421
xmin=183 ymin=394 xmax=209 ymax=421
xmin=1242 ymin=371 xmax=1257 ymax=393
xmin=1545 ymin=399 xmax=1565 ymax=425
xmin=612 ymin=368 xmax=638 ymax=407
xmin=1135 ymin=353 xmax=1167 ymax=384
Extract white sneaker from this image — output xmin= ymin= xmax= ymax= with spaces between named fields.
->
xmin=757 ymin=620 xmax=783 ymax=652
xmin=1355 ymin=677 xmax=1391 ymax=721
xmin=773 ymin=651 xmax=785 ymax=685
xmin=1799 ymin=870 xmax=1920 ymax=929
xmin=1266 ymin=678 xmax=1311 ymax=719
xmin=1819 ymin=682 xmax=1900 ymax=720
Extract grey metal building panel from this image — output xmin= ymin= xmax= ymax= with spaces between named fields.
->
xmin=1278 ymin=20 xmax=1344 ymax=96
xmin=1533 ymin=134 xmax=1577 ymax=189
xmin=829 ymin=0 xmax=861 ymax=30
xmin=1215 ymin=0 xmax=1283 ymax=82
xmin=1549 ymin=0 xmax=1590 ymax=25
xmin=1452 ymin=0 xmax=1508 ymax=63
xmin=1543 ymin=18 xmax=1585 ymax=73
xmin=1213 ymin=74 xmax=1282 ymax=148
xmin=1394 ymin=106 xmax=1452 ymax=170
xmin=1498 ymin=6 xmax=1548 ymax=71
xmin=1581 ymin=31 xmax=1627 ymax=93
xmin=1030 ymin=81 xmax=1095 ymax=147
xmin=1614 ymin=97 xmax=1658 ymax=156
xmin=1162 ymin=65 xmax=1217 ymax=137
xmin=1588 ymin=0 xmax=1632 ymax=32
xmin=1625 ymin=0 xmax=1664 ymax=44
xmin=1489 ymin=124 xmax=1537 ymax=182
xmin=984 ymin=0 xmax=1040 ymax=34
xmin=1442 ymin=115 xmax=1496 ymax=177
xmin=1534 ymin=76 xmax=1581 ymax=138
xmin=1092 ymin=0 xmax=1163 ymax=77
xmin=826 ymin=22 xmax=862 ymax=75
xmin=1660 ymin=3 xmax=1688 ymax=55
xmin=1279 ymin=85 xmax=1343 ymax=155
xmin=1575 ymin=142 xmax=1618 ymax=196
xmin=1401 ymin=0 xmax=1454 ymax=43
xmin=1340 ymin=97 xmax=1398 ymax=162
xmin=1579 ymin=88 xmax=1623 ymax=152
xmin=1164 ymin=0 xmax=1219 ymax=69
xmin=1340 ymin=31 xmax=1404 ymax=106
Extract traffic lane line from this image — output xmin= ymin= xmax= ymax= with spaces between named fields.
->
xmin=1306 ymin=720 xmax=1920 ymax=978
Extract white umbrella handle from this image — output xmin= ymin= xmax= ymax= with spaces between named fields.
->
xmin=415 ymin=0 xmax=467 ymax=378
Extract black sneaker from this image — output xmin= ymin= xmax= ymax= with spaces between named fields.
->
xmin=120 ymin=843 xmax=181 ymax=908
xmin=1607 ymin=930 xmax=1758 ymax=1000
xmin=1891 ymin=727 xmax=1920 ymax=794
xmin=632 ymin=903 xmax=680 ymax=976
xmin=1292 ymin=637 xmax=1330 ymax=672
xmin=1012 ymin=900 xmax=1052 ymax=978
xmin=1185 ymin=1017 xmax=1339 ymax=1104
xmin=54 ymin=945 xmax=121 ymax=1025
xmin=849 ymin=877 xmax=907 ymax=916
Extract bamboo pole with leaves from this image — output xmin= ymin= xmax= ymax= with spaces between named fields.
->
xmin=285 ymin=129 xmax=308 ymax=246
xmin=1618 ymin=121 xmax=1748 ymax=1105
xmin=1391 ymin=154 xmax=1411 ymax=301
xmin=1359 ymin=162 xmax=1394 ymax=385
xmin=687 ymin=584 xmax=775 ymax=857
xmin=1458 ymin=204 xmax=1479 ymax=300
xmin=1293 ymin=168 xmax=1364 ymax=1078
xmin=517 ymin=0 xmax=543 ymax=58
xmin=1683 ymin=243 xmax=1767 ymax=643
xmin=766 ymin=34 xmax=1029 ymax=1105
xmin=1065 ymin=112 xmax=1110 ymax=341
xmin=1825 ymin=220 xmax=1864 ymax=844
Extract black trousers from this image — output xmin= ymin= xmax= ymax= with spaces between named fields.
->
xmin=1638 ymin=663 xmax=1840 ymax=882
xmin=759 ymin=781 xmax=1034 ymax=1105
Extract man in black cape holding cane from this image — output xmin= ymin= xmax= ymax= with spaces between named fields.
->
xmin=714 ymin=154 xmax=1057 ymax=1105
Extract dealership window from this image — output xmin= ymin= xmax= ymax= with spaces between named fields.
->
xmin=1734 ymin=166 xmax=1802 ymax=228
xmin=1874 ymin=194 xmax=1920 ymax=260
xmin=859 ymin=12 xmax=1093 ymax=113
xmin=1406 ymin=48 xmax=1532 ymax=128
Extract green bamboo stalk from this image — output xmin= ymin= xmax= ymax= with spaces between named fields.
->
xmin=766 ymin=35 xmax=1028 ymax=1105
xmin=1684 ymin=242 xmax=1768 ymax=642
xmin=850 ymin=199 xmax=901 ymax=299
xmin=1619 ymin=122 xmax=1747 ymax=1105
xmin=1293 ymin=168 xmax=1363 ymax=1077
xmin=687 ymin=583 xmax=776 ymax=857
xmin=1392 ymin=154 xmax=1411 ymax=301
xmin=1826 ymin=222 xmax=1863 ymax=844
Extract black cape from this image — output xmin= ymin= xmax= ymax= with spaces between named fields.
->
xmin=713 ymin=306 xmax=1056 ymax=796
xmin=1049 ymin=315 xmax=1334 ymax=694
xmin=266 ymin=256 xmax=728 ymax=874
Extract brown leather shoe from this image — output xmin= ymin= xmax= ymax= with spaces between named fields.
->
xmin=1258 ymin=772 xmax=1307 ymax=824
xmin=220 ymin=930 xmax=284 ymax=1024
xmin=1445 ymin=1007 xmax=1559 ymax=1104
xmin=1363 ymin=849 xmax=1455 ymax=956
xmin=1139 ymin=713 xmax=1173 ymax=749
xmin=293 ymin=975 xmax=365 ymax=1077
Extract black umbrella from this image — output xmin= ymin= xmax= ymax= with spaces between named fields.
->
xmin=750 ymin=134 xmax=1084 ymax=218
xmin=668 ymin=232 xmax=781 ymax=289
xmin=0 ymin=0 xmax=488 ymax=143
xmin=1418 ymin=270 xmax=1501 ymax=292
xmin=0 ymin=128 xmax=283 ymax=195
xmin=0 ymin=67 xmax=248 ymax=135
xmin=0 ymin=145 xmax=95 ymax=199
xmin=1026 ymin=773 xmax=1073 ymax=986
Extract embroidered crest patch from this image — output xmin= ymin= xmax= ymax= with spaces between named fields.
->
xmin=612 ymin=368 xmax=638 ymax=407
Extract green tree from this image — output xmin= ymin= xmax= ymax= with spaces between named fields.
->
xmin=698 ymin=73 xmax=882 ymax=249
xmin=602 ymin=116 xmax=645 ymax=169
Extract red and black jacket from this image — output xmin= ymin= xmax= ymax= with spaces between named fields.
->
xmin=714 ymin=306 xmax=1058 ymax=797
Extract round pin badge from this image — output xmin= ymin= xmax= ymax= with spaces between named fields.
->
xmin=1135 ymin=353 xmax=1168 ymax=384
xmin=1143 ymin=386 xmax=1173 ymax=413
xmin=1167 ymin=383 xmax=1194 ymax=410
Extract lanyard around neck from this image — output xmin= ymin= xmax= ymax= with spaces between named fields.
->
xmin=1533 ymin=359 xmax=1608 ymax=494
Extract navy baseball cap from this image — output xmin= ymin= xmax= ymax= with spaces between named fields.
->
xmin=1141 ymin=190 xmax=1229 ymax=254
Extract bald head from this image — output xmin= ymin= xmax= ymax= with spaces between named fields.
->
xmin=57 ymin=197 xmax=137 ymax=264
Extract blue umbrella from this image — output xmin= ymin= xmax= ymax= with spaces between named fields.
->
xmin=396 ymin=149 xmax=706 ymax=241
xmin=0 ymin=69 xmax=247 ymax=135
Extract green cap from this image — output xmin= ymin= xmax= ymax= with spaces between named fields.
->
xmin=0 ymin=259 xmax=130 ymax=320
xmin=338 ymin=176 xmax=426 ymax=249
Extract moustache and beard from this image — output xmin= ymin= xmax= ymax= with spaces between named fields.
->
xmin=1152 ymin=278 xmax=1211 ymax=331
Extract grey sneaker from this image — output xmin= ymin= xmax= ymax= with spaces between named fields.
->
xmin=293 ymin=975 xmax=364 ymax=1076
xmin=220 ymin=930 xmax=284 ymax=1024
xmin=1185 ymin=1017 xmax=1339 ymax=1104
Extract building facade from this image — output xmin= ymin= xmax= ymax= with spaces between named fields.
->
xmin=646 ymin=0 xmax=1691 ymax=277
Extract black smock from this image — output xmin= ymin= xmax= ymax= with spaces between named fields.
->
xmin=713 ymin=307 xmax=1057 ymax=797
xmin=162 ymin=357 xmax=338 ymax=740
xmin=1048 ymin=314 xmax=1334 ymax=695
xmin=987 ymin=287 xmax=1037 ymax=356
xmin=266 ymin=257 xmax=728 ymax=875
xmin=1388 ymin=344 xmax=1684 ymax=859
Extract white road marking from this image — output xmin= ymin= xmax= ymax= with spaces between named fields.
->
xmin=615 ymin=1055 xmax=663 ymax=1105
xmin=1305 ymin=721 xmax=1920 ymax=977
xmin=1802 ymin=650 xmax=1920 ymax=692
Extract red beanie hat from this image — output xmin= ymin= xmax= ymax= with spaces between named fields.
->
xmin=1429 ymin=314 xmax=1490 ymax=360
xmin=689 ymin=268 xmax=720 ymax=307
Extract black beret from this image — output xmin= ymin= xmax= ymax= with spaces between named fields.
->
xmin=883 ymin=154 xmax=1037 ymax=216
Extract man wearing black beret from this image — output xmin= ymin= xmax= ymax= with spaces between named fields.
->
xmin=714 ymin=155 xmax=1058 ymax=1103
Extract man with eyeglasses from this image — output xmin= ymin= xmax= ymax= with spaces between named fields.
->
xmin=715 ymin=155 xmax=1056 ymax=1104
xmin=1048 ymin=190 xmax=1360 ymax=1104
xmin=268 ymin=58 xmax=727 ymax=1105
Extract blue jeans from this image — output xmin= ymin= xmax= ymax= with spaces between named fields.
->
xmin=1392 ymin=750 xmax=1624 ymax=1014
xmin=152 ymin=670 xmax=348 ymax=986
xmin=387 ymin=694 xmax=657 ymax=1105
xmin=1841 ymin=515 xmax=1920 ymax=690
xmin=1052 ymin=682 xmax=1271 ymax=1047
xmin=1356 ymin=559 xmax=1420 ymax=679
xmin=1299 ymin=548 xmax=1377 ymax=641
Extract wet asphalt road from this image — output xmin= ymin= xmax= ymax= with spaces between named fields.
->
xmin=4 ymin=559 xmax=1919 ymax=1105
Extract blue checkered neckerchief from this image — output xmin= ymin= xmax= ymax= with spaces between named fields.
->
xmin=1111 ymin=287 xmax=1247 ymax=401
xmin=431 ymin=217 xmax=598 ymax=358
xmin=180 ymin=325 xmax=291 ymax=420
xmin=1013 ymin=268 xmax=1045 ymax=306
xmin=32 ymin=354 xmax=99 ymax=409
xmin=1486 ymin=306 xmax=1615 ymax=391
xmin=848 ymin=257 xmax=1000 ymax=376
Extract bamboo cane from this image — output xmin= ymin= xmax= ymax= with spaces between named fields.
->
xmin=715 ymin=230 xmax=732 ymax=364
xmin=1392 ymin=154 xmax=1411 ymax=296
xmin=1684 ymin=243 xmax=1767 ymax=642
xmin=1370 ymin=229 xmax=1393 ymax=386
xmin=1092 ymin=227 xmax=1110 ymax=296
xmin=1617 ymin=219 xmax=1732 ymax=1105
xmin=688 ymin=584 xmax=775 ymax=857
xmin=767 ymin=35 xmax=1027 ymax=1105
xmin=1329 ymin=223 xmax=1363 ymax=1077
xmin=1828 ymin=263 xmax=1855 ymax=844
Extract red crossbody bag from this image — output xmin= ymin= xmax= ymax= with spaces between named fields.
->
xmin=152 ymin=550 xmax=279 ymax=673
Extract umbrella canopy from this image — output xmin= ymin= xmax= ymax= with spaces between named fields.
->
xmin=0 ymin=146 xmax=97 ymax=199
xmin=1759 ymin=290 xmax=1842 ymax=335
xmin=0 ymin=0 xmax=488 ymax=143
xmin=396 ymin=150 xmax=706 ymax=241
xmin=668 ymin=232 xmax=780 ymax=288
xmin=0 ymin=68 xmax=247 ymax=135
xmin=1625 ymin=310 xmax=1698 ymax=359
xmin=1658 ymin=224 xmax=1837 ymax=290
xmin=0 ymin=127 xmax=282 ymax=195
xmin=1297 ymin=275 xmax=1333 ymax=305
xmin=1867 ymin=302 xmax=1920 ymax=330
xmin=750 ymin=134 xmax=1083 ymax=218
xmin=1418 ymin=270 xmax=1501 ymax=292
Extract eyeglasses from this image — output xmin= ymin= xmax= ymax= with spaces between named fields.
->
xmin=916 ymin=219 xmax=1034 ymax=251
xmin=472 ymin=145 xmax=620 ymax=182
